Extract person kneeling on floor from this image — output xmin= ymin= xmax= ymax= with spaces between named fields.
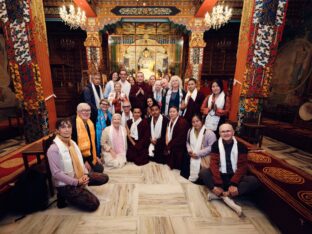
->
xmin=199 ymin=123 xmax=259 ymax=216
xmin=47 ymin=118 xmax=109 ymax=211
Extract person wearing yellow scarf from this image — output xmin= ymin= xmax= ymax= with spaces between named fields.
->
xmin=72 ymin=103 xmax=104 ymax=173
xmin=47 ymin=118 xmax=109 ymax=211
xmin=76 ymin=115 xmax=97 ymax=165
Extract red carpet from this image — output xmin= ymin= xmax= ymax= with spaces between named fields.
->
xmin=248 ymin=151 xmax=312 ymax=233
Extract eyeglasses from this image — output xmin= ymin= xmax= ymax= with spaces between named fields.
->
xmin=101 ymin=103 xmax=109 ymax=106
xmin=220 ymin=130 xmax=232 ymax=134
xmin=80 ymin=109 xmax=91 ymax=113
xmin=123 ymin=106 xmax=131 ymax=108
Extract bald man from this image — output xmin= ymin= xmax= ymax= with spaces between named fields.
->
xmin=199 ymin=123 xmax=259 ymax=199
xmin=121 ymin=100 xmax=133 ymax=127
xmin=129 ymin=72 xmax=152 ymax=114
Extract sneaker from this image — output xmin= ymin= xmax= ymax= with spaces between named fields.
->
xmin=222 ymin=196 xmax=242 ymax=216
xmin=207 ymin=192 xmax=222 ymax=201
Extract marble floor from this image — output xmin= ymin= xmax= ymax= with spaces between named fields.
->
xmin=0 ymin=162 xmax=280 ymax=234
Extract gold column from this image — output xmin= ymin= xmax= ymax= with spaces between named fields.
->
xmin=84 ymin=31 xmax=103 ymax=74
xmin=188 ymin=30 xmax=206 ymax=86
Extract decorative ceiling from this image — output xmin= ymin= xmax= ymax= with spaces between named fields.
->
xmin=43 ymin=0 xmax=243 ymax=20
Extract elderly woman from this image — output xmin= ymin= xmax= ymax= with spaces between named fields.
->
xmin=162 ymin=75 xmax=186 ymax=116
xmin=104 ymin=71 xmax=119 ymax=99
xmin=101 ymin=114 xmax=127 ymax=168
xmin=180 ymin=114 xmax=216 ymax=182
xmin=201 ymin=80 xmax=230 ymax=135
xmin=153 ymin=80 xmax=163 ymax=107
xmin=95 ymin=99 xmax=112 ymax=156
xmin=108 ymin=82 xmax=129 ymax=114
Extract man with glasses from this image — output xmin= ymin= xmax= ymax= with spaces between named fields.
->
xmin=199 ymin=123 xmax=259 ymax=215
xmin=121 ymin=100 xmax=133 ymax=127
xmin=118 ymin=68 xmax=131 ymax=97
xmin=72 ymin=103 xmax=106 ymax=173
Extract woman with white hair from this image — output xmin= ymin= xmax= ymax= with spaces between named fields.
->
xmin=101 ymin=113 xmax=127 ymax=168
xmin=161 ymin=75 xmax=186 ymax=116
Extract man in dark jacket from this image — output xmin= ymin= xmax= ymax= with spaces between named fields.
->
xmin=83 ymin=73 xmax=103 ymax=124
xmin=199 ymin=123 xmax=259 ymax=198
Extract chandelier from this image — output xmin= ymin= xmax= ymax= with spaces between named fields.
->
xmin=204 ymin=2 xmax=233 ymax=30
xmin=59 ymin=5 xmax=87 ymax=29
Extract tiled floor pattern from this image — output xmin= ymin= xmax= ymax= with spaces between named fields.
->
xmin=0 ymin=162 xmax=279 ymax=234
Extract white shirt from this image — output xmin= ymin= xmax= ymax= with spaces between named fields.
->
xmin=119 ymin=80 xmax=131 ymax=97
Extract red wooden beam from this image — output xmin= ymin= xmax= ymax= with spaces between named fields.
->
xmin=195 ymin=0 xmax=218 ymax=17
xmin=74 ymin=0 xmax=96 ymax=17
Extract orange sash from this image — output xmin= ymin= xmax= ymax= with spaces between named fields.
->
xmin=76 ymin=116 xmax=97 ymax=165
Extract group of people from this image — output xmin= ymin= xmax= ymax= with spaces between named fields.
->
xmin=47 ymin=69 xmax=259 ymax=214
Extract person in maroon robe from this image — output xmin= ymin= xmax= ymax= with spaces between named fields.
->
xmin=181 ymin=78 xmax=205 ymax=124
xmin=126 ymin=107 xmax=150 ymax=166
xmin=147 ymin=102 xmax=169 ymax=164
xmin=164 ymin=106 xmax=189 ymax=170
xmin=129 ymin=72 xmax=152 ymax=115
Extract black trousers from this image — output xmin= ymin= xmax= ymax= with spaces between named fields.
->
xmin=199 ymin=168 xmax=259 ymax=196
xmin=56 ymin=172 xmax=109 ymax=212
xmin=84 ymin=155 xmax=104 ymax=173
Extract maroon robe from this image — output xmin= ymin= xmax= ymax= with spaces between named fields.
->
xmin=129 ymin=82 xmax=152 ymax=113
xmin=126 ymin=118 xmax=150 ymax=166
xmin=147 ymin=115 xmax=169 ymax=164
xmin=165 ymin=117 xmax=189 ymax=170
xmin=183 ymin=91 xmax=205 ymax=124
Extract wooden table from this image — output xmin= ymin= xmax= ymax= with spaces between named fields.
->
xmin=22 ymin=142 xmax=44 ymax=169
xmin=242 ymin=123 xmax=266 ymax=148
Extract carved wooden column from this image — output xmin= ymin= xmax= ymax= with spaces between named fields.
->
xmin=172 ymin=18 xmax=209 ymax=87
xmin=84 ymin=30 xmax=103 ymax=74
xmin=30 ymin=0 xmax=57 ymax=132
xmin=188 ymin=30 xmax=206 ymax=86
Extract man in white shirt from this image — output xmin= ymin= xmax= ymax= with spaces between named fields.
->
xmin=118 ymin=68 xmax=131 ymax=97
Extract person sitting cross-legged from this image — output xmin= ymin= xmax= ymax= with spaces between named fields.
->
xmin=72 ymin=103 xmax=105 ymax=173
xmin=47 ymin=118 xmax=109 ymax=211
xmin=101 ymin=113 xmax=127 ymax=169
xmin=199 ymin=123 xmax=259 ymax=216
